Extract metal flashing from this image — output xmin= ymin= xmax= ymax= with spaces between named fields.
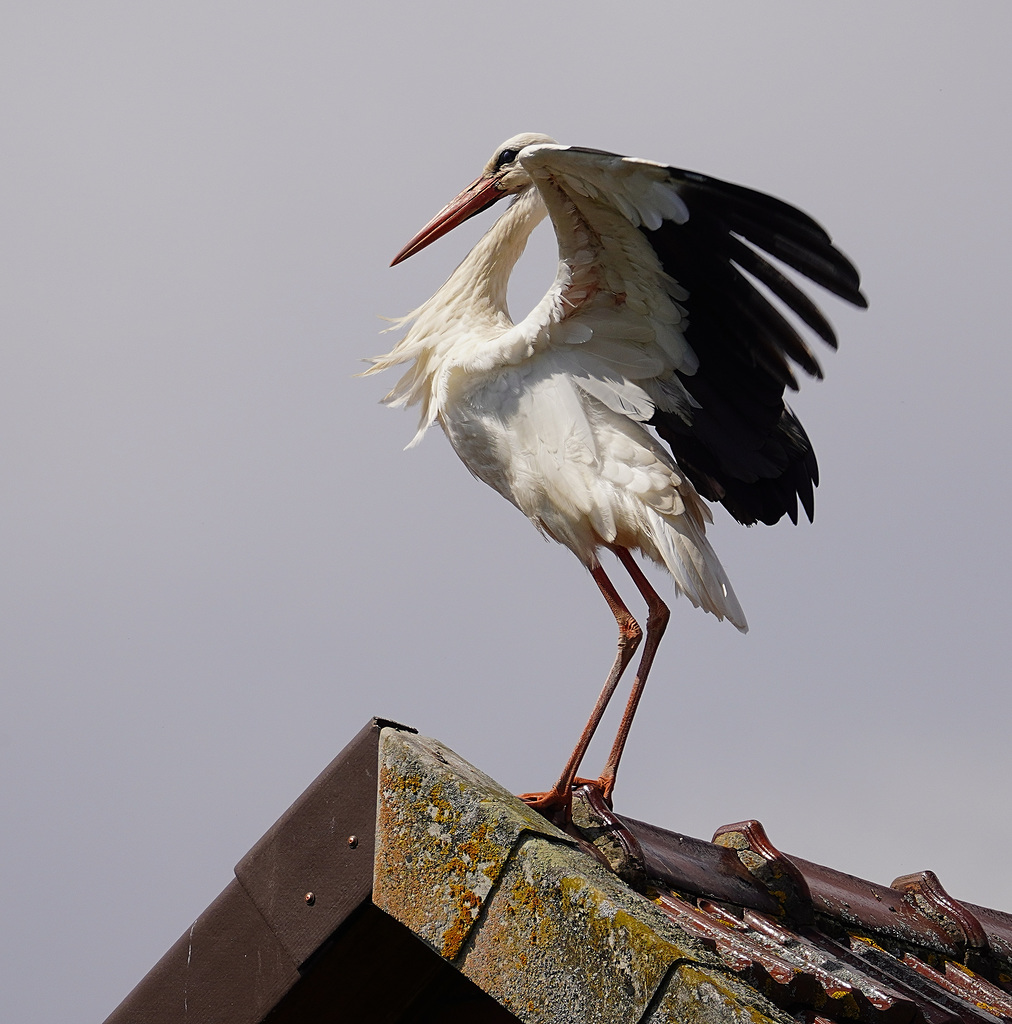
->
xmin=234 ymin=717 xmax=410 ymax=965
xmin=104 ymin=718 xmax=411 ymax=1023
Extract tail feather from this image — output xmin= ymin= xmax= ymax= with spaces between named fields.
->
xmin=645 ymin=506 xmax=748 ymax=632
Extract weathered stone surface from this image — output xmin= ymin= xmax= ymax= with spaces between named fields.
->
xmin=373 ymin=727 xmax=791 ymax=1024
xmin=373 ymin=727 xmax=568 ymax=959
xmin=461 ymin=834 xmax=699 ymax=1023
xmin=645 ymin=965 xmax=793 ymax=1024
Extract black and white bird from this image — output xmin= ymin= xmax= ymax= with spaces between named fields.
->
xmin=367 ymin=133 xmax=866 ymax=818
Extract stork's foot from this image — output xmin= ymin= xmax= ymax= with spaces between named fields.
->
xmin=595 ymin=771 xmax=616 ymax=805
xmin=519 ymin=786 xmax=572 ymax=828
xmin=573 ymin=776 xmax=614 ymax=807
xmin=520 ymin=777 xmax=613 ymax=828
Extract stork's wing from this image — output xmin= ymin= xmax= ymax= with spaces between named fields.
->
xmin=519 ymin=145 xmax=867 ymax=526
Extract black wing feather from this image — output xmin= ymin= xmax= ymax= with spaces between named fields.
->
xmin=726 ymin=235 xmax=838 ymax=349
xmin=643 ymin=167 xmax=866 ymax=526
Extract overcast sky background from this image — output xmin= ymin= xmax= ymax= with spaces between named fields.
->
xmin=3 ymin=4 xmax=1011 ymax=1020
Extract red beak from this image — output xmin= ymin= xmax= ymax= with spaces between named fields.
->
xmin=390 ymin=175 xmax=507 ymax=266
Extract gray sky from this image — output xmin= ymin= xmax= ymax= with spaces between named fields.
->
xmin=3 ymin=3 xmax=1011 ymax=1020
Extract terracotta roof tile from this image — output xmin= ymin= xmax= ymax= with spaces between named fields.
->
xmin=566 ymin=787 xmax=1012 ymax=1023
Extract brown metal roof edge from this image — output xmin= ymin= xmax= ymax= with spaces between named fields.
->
xmin=103 ymin=717 xmax=413 ymax=1024
xmin=234 ymin=717 xmax=414 ymax=967
xmin=103 ymin=879 xmax=300 ymax=1024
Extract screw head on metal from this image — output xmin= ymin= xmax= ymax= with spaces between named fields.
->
xmin=347 ymin=835 xmax=359 ymax=849
xmin=304 ymin=891 xmax=316 ymax=906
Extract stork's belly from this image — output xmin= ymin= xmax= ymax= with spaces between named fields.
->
xmin=439 ymin=371 xmax=690 ymax=565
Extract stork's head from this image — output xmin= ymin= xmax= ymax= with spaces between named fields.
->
xmin=480 ymin=132 xmax=557 ymax=191
xmin=391 ymin=132 xmax=557 ymax=266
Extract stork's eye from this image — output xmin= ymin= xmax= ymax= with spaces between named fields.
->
xmin=495 ymin=148 xmax=519 ymax=170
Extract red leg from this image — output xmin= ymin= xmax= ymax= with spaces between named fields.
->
xmin=596 ymin=548 xmax=670 ymax=802
xmin=522 ymin=560 xmax=641 ymax=820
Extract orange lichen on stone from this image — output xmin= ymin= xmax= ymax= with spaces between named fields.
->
xmin=373 ymin=728 xmax=567 ymax=961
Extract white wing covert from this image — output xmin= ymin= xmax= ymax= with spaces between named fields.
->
xmin=519 ymin=143 xmax=867 ymax=527
xmin=518 ymin=145 xmax=700 ymax=427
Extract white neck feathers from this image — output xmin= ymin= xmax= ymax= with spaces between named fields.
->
xmin=366 ymin=187 xmax=549 ymax=443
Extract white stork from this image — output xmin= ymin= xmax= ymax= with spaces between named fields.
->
xmin=366 ymin=133 xmax=866 ymax=820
